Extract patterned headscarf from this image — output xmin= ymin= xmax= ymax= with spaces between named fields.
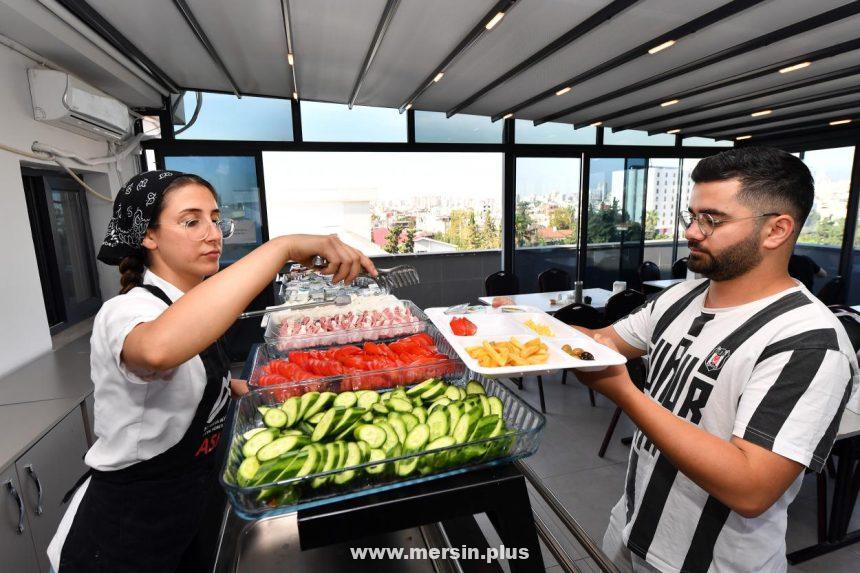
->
xmin=97 ymin=170 xmax=189 ymax=265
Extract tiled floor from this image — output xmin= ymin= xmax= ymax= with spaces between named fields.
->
xmin=481 ymin=371 xmax=860 ymax=572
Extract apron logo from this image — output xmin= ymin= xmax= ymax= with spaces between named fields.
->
xmin=705 ymin=346 xmax=730 ymax=371
xmin=206 ymin=374 xmax=231 ymax=424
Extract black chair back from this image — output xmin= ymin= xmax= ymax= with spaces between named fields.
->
xmin=639 ymin=261 xmax=661 ymax=283
xmin=604 ymin=289 xmax=646 ymax=324
xmin=816 ymin=276 xmax=845 ymax=306
xmin=538 ymin=267 xmax=571 ymax=293
xmin=485 ymin=271 xmax=519 ymax=296
xmin=829 ymin=305 xmax=860 ymax=354
xmin=671 ymin=257 xmax=688 ymax=279
xmin=554 ymin=303 xmax=606 ymax=329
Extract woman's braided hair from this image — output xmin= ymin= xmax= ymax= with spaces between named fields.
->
xmin=116 ymin=174 xmax=217 ymax=294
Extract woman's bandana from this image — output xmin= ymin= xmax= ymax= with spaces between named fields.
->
xmin=97 ymin=170 xmax=190 ymax=265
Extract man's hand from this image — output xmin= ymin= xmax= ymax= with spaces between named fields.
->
xmin=573 ymin=334 xmax=638 ymax=403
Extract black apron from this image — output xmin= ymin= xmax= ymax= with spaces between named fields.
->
xmin=59 ymin=284 xmax=232 ymax=573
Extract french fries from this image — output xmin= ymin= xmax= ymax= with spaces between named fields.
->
xmin=523 ymin=319 xmax=553 ymax=337
xmin=465 ymin=337 xmax=549 ymax=368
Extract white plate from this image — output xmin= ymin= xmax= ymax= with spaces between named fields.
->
xmin=441 ymin=313 xmax=531 ymax=338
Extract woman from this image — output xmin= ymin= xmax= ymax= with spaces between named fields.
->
xmin=48 ymin=170 xmax=375 ymax=572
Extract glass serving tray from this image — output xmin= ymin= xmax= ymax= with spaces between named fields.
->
xmin=220 ymin=371 xmax=546 ymax=520
xmin=264 ymin=299 xmax=430 ymax=352
xmin=250 ymin=323 xmax=462 ymax=392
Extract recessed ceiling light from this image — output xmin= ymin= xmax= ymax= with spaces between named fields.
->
xmin=287 ymin=53 xmax=294 ymax=66
xmin=751 ymin=110 xmax=772 ymax=117
xmin=736 ymin=135 xmax=752 ymax=140
xmin=590 ymin=121 xmax=602 ymax=127
xmin=433 ymin=72 xmax=444 ymax=83
xmin=829 ymin=119 xmax=852 ymax=126
xmin=648 ymin=40 xmax=676 ymax=54
xmin=292 ymin=91 xmax=298 ymax=100
xmin=667 ymin=129 xmax=680 ymax=134
xmin=661 ymin=99 xmax=680 ymax=107
xmin=779 ymin=61 xmax=811 ymax=74
xmin=555 ymin=86 xmax=572 ymax=96
xmin=485 ymin=12 xmax=505 ymax=30
xmin=502 ymin=113 xmax=513 ymax=120
xmin=405 ymin=103 xmax=412 ymax=111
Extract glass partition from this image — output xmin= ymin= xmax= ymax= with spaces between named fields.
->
xmin=301 ymin=102 xmax=406 ymax=142
xmin=174 ymin=91 xmax=293 ymax=141
xmin=415 ymin=111 xmax=502 ymax=143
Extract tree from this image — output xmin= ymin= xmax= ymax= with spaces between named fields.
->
xmin=400 ymin=226 xmax=415 ymax=254
xmin=549 ymin=206 xmax=575 ymax=231
xmin=515 ymin=201 xmax=538 ymax=247
xmin=384 ymin=224 xmax=403 ymax=254
xmin=480 ymin=210 xmax=500 ymax=249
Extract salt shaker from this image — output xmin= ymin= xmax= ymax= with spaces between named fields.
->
xmin=574 ymin=280 xmax=583 ymax=304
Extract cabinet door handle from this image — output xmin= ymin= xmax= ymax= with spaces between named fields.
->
xmin=4 ymin=480 xmax=25 ymax=534
xmin=24 ymin=465 xmax=44 ymax=516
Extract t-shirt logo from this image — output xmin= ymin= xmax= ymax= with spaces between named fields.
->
xmin=705 ymin=346 xmax=730 ymax=371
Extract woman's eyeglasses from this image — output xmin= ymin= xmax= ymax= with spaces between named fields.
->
xmin=156 ymin=218 xmax=235 ymax=241
xmin=679 ymin=211 xmax=779 ymax=237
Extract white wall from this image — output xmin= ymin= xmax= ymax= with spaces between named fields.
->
xmin=0 ymin=43 xmax=138 ymax=378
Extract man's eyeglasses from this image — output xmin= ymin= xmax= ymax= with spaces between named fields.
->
xmin=679 ymin=211 xmax=779 ymax=237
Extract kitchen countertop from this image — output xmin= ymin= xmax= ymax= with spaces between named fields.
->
xmin=0 ymin=335 xmax=93 ymax=406
xmin=0 ymin=397 xmax=84 ymax=472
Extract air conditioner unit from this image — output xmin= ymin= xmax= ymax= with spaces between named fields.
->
xmin=27 ymin=69 xmax=132 ymax=141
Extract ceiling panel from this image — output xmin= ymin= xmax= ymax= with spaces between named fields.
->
xmin=705 ymin=104 xmax=860 ymax=137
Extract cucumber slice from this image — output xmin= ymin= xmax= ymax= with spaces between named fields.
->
xmin=257 ymin=406 xmax=271 ymax=417
xmin=406 ymin=378 xmax=438 ymax=397
xmin=452 ymin=408 xmax=482 ymax=444
xmin=372 ymin=403 xmax=389 ymax=415
xmin=256 ymin=435 xmax=309 ymax=462
xmin=427 ymin=409 xmax=449 ymax=441
xmin=446 ymin=403 xmax=463 ymax=436
xmin=458 ymin=387 xmax=467 ymax=400
xmin=333 ymin=442 xmax=362 ymax=484
xmin=333 ymin=391 xmax=357 ymax=409
xmin=303 ymin=392 xmax=336 ymax=421
xmin=264 ymin=408 xmax=288 ymax=429
xmin=297 ymin=392 xmax=320 ymax=420
xmin=470 ymin=415 xmax=501 ymax=441
xmin=365 ymin=448 xmax=387 ymax=475
xmin=311 ymin=407 xmax=341 ymax=442
xmin=444 ymin=385 xmax=461 ymax=401
xmin=251 ymin=451 xmax=301 ymax=486
xmin=307 ymin=412 xmax=326 ymax=425
xmin=426 ymin=435 xmax=457 ymax=469
xmin=391 ymin=388 xmax=408 ymax=400
xmin=413 ymin=407 xmax=427 ymax=424
xmin=395 ymin=455 xmax=419 ymax=476
xmin=400 ymin=412 xmax=419 ymax=432
xmin=334 ymin=420 xmax=361 ymax=441
xmin=466 ymin=381 xmax=485 ymax=395
xmin=280 ymin=429 xmax=304 ymax=436
xmin=478 ymin=394 xmax=491 ymax=417
xmin=281 ymin=397 xmax=300 ymax=427
xmin=312 ymin=443 xmax=339 ymax=488
xmin=404 ymin=423 xmax=430 ymax=452
xmin=389 ymin=397 xmax=413 ymax=412
xmin=428 ymin=397 xmax=451 ymax=412
xmin=354 ymin=424 xmax=387 ymax=449
xmin=356 ymin=440 xmax=370 ymax=460
xmin=298 ymin=422 xmax=315 ymax=436
xmin=411 ymin=397 xmax=423 ymax=408
xmin=377 ymin=421 xmax=400 ymax=453
xmin=357 ymin=391 xmax=380 ymax=409
xmin=427 ymin=436 xmax=456 ymax=450
xmin=242 ymin=427 xmax=267 ymax=441
xmin=381 ymin=391 xmax=392 ymax=402
xmin=389 ymin=417 xmax=407 ymax=444
xmin=255 ymin=451 xmax=307 ymax=500
xmin=361 ymin=411 xmax=375 ymax=422
xmin=236 ymin=457 xmax=260 ymax=486
xmin=488 ymin=396 xmax=503 ymax=417
xmin=372 ymin=416 xmax=387 ymax=425
xmin=332 ymin=407 xmax=367 ymax=435
xmin=242 ymin=429 xmax=276 ymax=458
xmin=295 ymin=445 xmax=321 ymax=477
xmin=420 ymin=381 xmax=446 ymax=401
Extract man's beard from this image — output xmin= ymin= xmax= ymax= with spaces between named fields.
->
xmin=687 ymin=230 xmax=763 ymax=281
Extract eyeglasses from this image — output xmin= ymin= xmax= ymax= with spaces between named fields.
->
xmin=679 ymin=211 xmax=779 ymax=237
xmin=159 ymin=218 xmax=235 ymax=241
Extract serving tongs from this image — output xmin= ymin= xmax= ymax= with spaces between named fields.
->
xmin=311 ymin=256 xmax=420 ymax=293
xmin=237 ymin=295 xmax=353 ymax=320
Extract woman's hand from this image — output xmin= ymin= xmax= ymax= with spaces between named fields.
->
xmin=230 ymin=378 xmax=249 ymax=399
xmin=284 ymin=234 xmax=377 ymax=284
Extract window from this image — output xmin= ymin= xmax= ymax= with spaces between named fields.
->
xmin=173 ymin=91 xmax=293 ymax=141
xmin=162 ymin=156 xmax=264 ymax=264
xmin=644 ymin=159 xmax=681 ymax=275
xmin=682 ymin=136 xmax=732 ymax=147
xmin=515 ymin=121 xmax=596 ymax=144
xmin=514 ymin=157 xmax=581 ymax=292
xmin=301 ymin=101 xmax=406 ymax=142
xmin=674 ymin=157 xmax=701 ymax=261
xmin=261 ymin=152 xmax=503 ymax=256
xmin=798 ymin=147 xmax=855 ymax=293
xmin=415 ymin=111 xmax=502 ymax=143
xmin=603 ymin=129 xmax=675 ymax=147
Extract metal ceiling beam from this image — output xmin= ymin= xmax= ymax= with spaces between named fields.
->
xmin=280 ymin=0 xmax=299 ymax=100
xmin=349 ymin=0 xmax=401 ymax=108
xmin=683 ymin=101 xmax=860 ymax=138
xmin=55 ymin=0 xmax=180 ymax=93
xmin=445 ymin=0 xmax=639 ymax=118
xmin=397 ymin=0 xmax=520 ymax=113
xmin=618 ymin=63 xmax=860 ymax=132
xmin=706 ymin=110 xmax=860 ymax=139
xmin=599 ymin=39 xmax=860 ymax=132
xmin=489 ymin=0 xmax=765 ymax=123
xmin=645 ymin=84 xmax=860 ymax=135
xmin=172 ymin=0 xmax=241 ymax=98
xmin=536 ymin=1 xmax=860 ymax=126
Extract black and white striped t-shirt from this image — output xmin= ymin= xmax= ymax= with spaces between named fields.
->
xmin=611 ymin=279 xmax=858 ymax=573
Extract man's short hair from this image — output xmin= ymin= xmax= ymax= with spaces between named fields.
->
xmin=691 ymin=146 xmax=814 ymax=235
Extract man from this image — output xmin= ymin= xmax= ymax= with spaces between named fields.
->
xmin=788 ymin=253 xmax=827 ymax=292
xmin=576 ymin=147 xmax=859 ymax=572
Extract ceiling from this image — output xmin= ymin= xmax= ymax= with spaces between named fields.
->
xmin=3 ymin=0 xmax=859 ymax=143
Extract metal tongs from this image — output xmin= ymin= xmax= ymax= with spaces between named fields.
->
xmin=237 ymin=295 xmax=353 ymax=320
xmin=311 ymin=256 xmax=420 ymax=293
